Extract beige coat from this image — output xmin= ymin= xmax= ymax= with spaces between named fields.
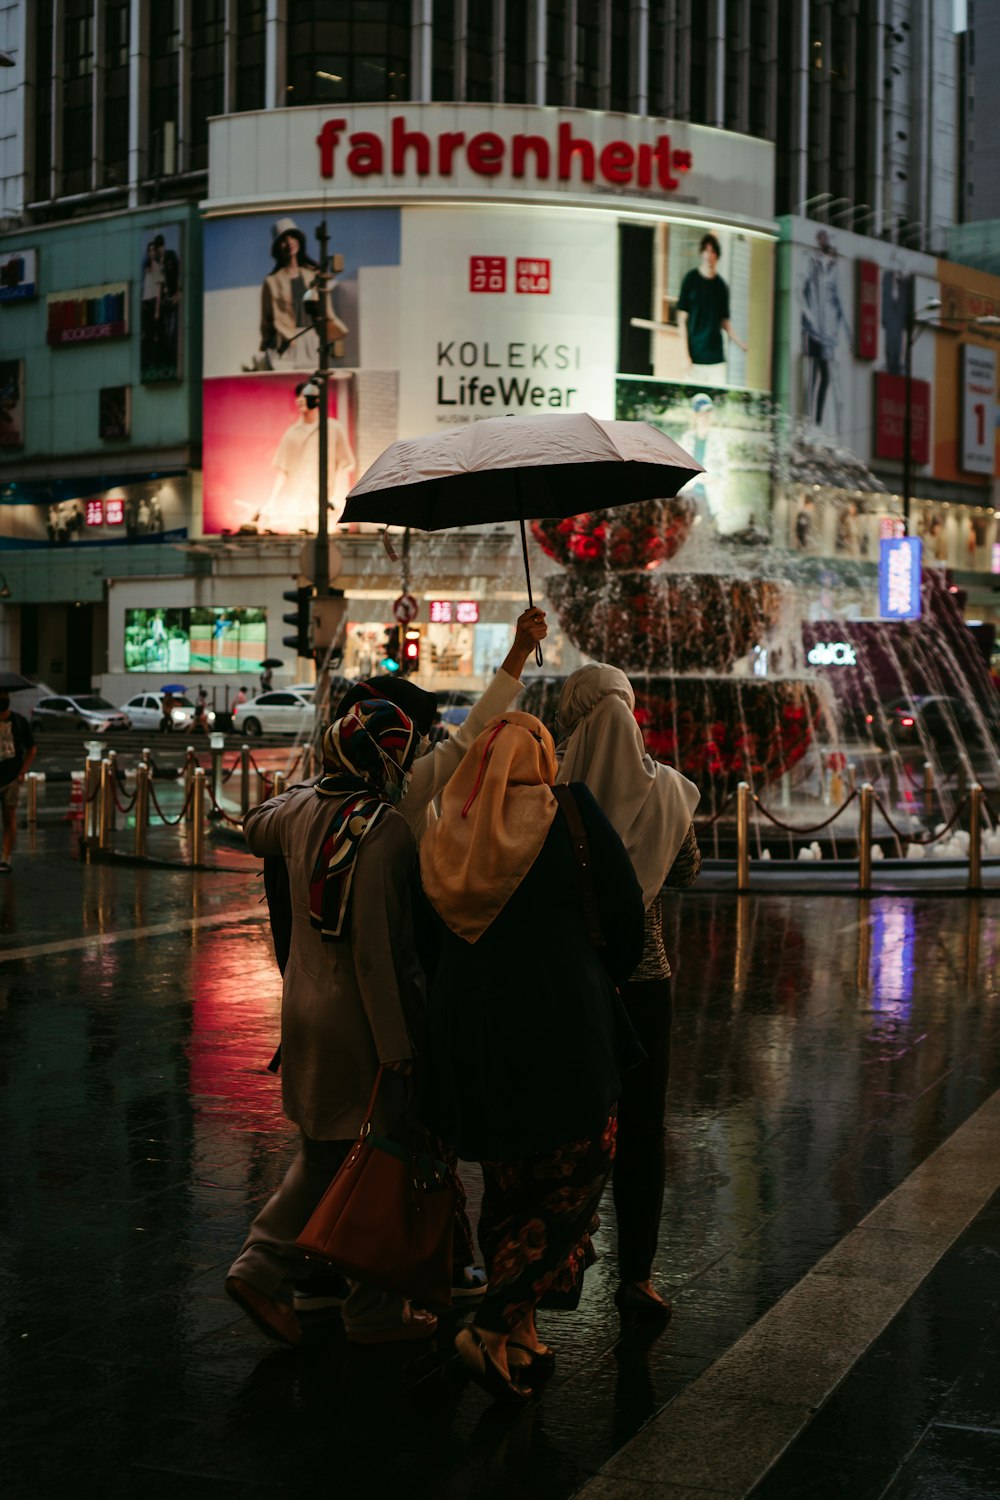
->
xmin=244 ymin=787 xmax=424 ymax=1141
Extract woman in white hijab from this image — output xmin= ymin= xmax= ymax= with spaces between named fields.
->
xmin=557 ymin=664 xmax=701 ymax=1324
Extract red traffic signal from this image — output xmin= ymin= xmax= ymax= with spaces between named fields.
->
xmin=402 ymin=627 xmax=420 ymax=674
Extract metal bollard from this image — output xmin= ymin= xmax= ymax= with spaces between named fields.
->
xmin=858 ymin=782 xmax=874 ymax=893
xmin=847 ymin=762 xmax=857 ymax=796
xmin=209 ymin=732 xmax=225 ymax=808
xmin=736 ymin=780 xmax=750 ymax=892
xmin=184 ymin=747 xmax=196 ymax=823
xmin=26 ymin=771 xmax=39 ymax=825
xmin=968 ymin=784 xmax=983 ymax=891
xmin=98 ymin=758 xmax=112 ymax=850
xmin=241 ymin=744 xmax=251 ymax=817
xmin=107 ymin=750 xmax=118 ymax=831
xmin=83 ymin=758 xmax=98 ymax=851
xmin=255 ymin=768 xmax=268 ymax=805
xmin=923 ymin=761 xmax=934 ymax=818
xmin=134 ymin=764 xmax=150 ymax=857
xmin=191 ymin=768 xmax=206 ymax=867
xmin=273 ymin=770 xmax=286 ymax=798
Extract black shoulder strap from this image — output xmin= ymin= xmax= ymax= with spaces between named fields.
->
xmin=552 ymin=784 xmax=606 ymax=950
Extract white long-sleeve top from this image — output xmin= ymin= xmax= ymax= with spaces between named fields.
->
xmin=398 ymin=667 xmax=523 ymax=841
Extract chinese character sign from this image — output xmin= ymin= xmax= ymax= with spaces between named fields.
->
xmin=455 ymin=601 xmax=479 ymax=623
xmin=879 ymin=537 xmax=922 ymax=620
xmin=429 ymin=600 xmax=453 ymax=623
xmin=85 ymin=500 xmax=104 ymax=527
xmin=469 ymin=256 xmax=506 ymax=294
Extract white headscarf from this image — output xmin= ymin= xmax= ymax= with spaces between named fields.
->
xmin=556 ymin=665 xmax=700 ymax=908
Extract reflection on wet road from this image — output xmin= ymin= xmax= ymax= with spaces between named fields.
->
xmin=2 ymin=840 xmax=999 ymax=1499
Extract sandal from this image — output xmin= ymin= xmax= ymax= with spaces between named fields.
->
xmin=614 ymin=1281 xmax=673 ymax=1328
xmin=454 ymin=1327 xmax=530 ymax=1404
xmin=506 ymin=1339 xmax=556 ymax=1383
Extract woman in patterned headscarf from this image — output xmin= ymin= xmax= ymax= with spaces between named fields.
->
xmin=226 ymin=699 xmax=439 ymax=1349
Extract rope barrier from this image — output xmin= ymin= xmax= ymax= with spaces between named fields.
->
xmin=147 ymin=779 xmax=195 ymax=828
xmin=111 ymin=779 xmax=138 ymax=814
xmin=205 ymin=779 xmax=247 ymax=827
xmin=871 ymin=792 xmax=970 ymax=846
xmin=751 ymin=788 xmax=859 ymax=834
xmin=85 ymin=775 xmax=102 ymax=804
xmin=695 ymin=795 xmax=735 ymax=827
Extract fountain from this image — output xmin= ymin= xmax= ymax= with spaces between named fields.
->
xmin=528 ymin=496 xmax=830 ymax=813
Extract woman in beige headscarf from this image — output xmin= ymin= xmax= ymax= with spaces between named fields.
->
xmin=420 ymin=711 xmax=645 ymax=1402
xmin=557 ymin=664 xmax=701 ymax=1324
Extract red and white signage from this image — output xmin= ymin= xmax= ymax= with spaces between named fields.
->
xmin=960 ymin=344 xmax=997 ymax=476
xmin=873 ymin=373 xmax=930 ymax=465
xmin=856 ymin=260 xmax=879 ymax=360
xmin=392 ymin=592 xmax=419 ymax=624
xmin=429 ymin=600 xmax=479 ymax=624
xmin=470 ymin=256 xmax=506 ymax=293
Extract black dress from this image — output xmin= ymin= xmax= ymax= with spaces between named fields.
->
xmin=420 ymin=783 xmax=645 ymax=1162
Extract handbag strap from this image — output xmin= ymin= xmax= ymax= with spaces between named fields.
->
xmin=552 ymin=784 xmax=606 ymax=950
xmin=358 ymin=1064 xmax=385 ymax=1138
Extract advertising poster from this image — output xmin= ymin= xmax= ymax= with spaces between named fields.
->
xmin=124 ymin=606 xmax=267 ymax=674
xmin=0 ymin=247 xmax=38 ymax=302
xmin=0 ymin=477 xmax=189 ymax=547
xmin=99 ymin=386 xmax=130 ymax=440
xmin=139 ymin=223 xmax=183 ymax=383
xmin=781 ymin=219 xmax=938 ymax=460
xmin=959 ymin=343 xmax=996 ymax=475
xmin=616 ymin=379 xmax=772 ymax=537
xmin=0 ymin=359 xmax=24 ymax=448
xmin=931 ymin=267 xmax=1000 ymax=485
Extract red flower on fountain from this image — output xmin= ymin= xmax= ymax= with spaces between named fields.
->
xmin=532 ymin=496 xmax=694 ymax=571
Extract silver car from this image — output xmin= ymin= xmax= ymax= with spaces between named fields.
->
xmin=120 ymin=692 xmax=216 ymax=733
xmin=31 ymin=694 xmax=132 ymax=734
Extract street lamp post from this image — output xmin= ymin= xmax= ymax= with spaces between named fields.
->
xmin=302 ymin=223 xmax=335 ymax=730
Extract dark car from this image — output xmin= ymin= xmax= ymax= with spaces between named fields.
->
xmin=876 ymin=695 xmax=1000 ymax=766
xmin=31 ymin=694 xmax=132 ymax=734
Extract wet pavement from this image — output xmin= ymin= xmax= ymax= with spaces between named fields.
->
xmin=2 ymin=814 xmax=1000 ymax=1499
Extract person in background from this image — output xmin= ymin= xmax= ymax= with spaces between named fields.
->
xmin=227 ymin=699 xmax=438 ymax=1348
xmin=420 ymin=712 xmax=645 ymax=1402
xmin=231 ymin=686 xmax=248 ymax=716
xmin=556 ymin=665 xmax=701 ymax=1325
xmin=260 ymin=666 xmax=274 ymax=694
xmin=0 ymin=691 xmax=36 ymax=874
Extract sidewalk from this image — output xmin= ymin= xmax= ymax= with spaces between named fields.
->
xmin=1 ymin=830 xmax=999 ymax=1498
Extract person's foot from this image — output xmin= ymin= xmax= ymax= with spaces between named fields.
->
xmin=454 ymin=1326 xmax=530 ymax=1404
xmin=614 ymin=1280 xmax=673 ymax=1326
xmin=225 ymin=1275 xmax=302 ymax=1347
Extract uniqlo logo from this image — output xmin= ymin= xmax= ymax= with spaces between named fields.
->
xmin=515 ymin=258 xmax=551 ymax=294
xmin=105 ymin=498 xmax=125 ymax=525
xmin=85 ymin=500 xmax=104 ymax=526
xmin=469 ymin=256 xmax=506 ymax=293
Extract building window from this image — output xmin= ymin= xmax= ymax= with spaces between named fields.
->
xmin=189 ymin=0 xmax=225 ymax=171
xmin=33 ymin=2 xmax=53 ymax=200
xmin=504 ymin=0 xmax=528 ymax=101
xmin=432 ymin=0 xmax=454 ymax=100
xmin=575 ymin=0 xmax=601 ymax=107
xmin=235 ymin=0 xmax=267 ymax=112
xmin=103 ymin=1 xmax=130 ymax=186
xmin=62 ymin=0 xmax=95 ymax=196
xmin=748 ymin=0 xmax=771 ymax=140
xmin=466 ymin=0 xmax=494 ymax=101
xmin=148 ymin=0 xmax=180 ymax=177
xmin=609 ymin=0 xmax=630 ymax=112
xmin=688 ymin=6 xmax=708 ymax=123
xmin=546 ymin=0 xmax=569 ymax=105
xmin=287 ymin=0 xmax=410 ymax=106
xmin=648 ymin=9 xmax=667 ymax=116
xmin=723 ymin=0 xmax=743 ymax=132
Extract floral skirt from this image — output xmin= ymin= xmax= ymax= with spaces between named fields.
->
xmin=474 ymin=1110 xmax=617 ymax=1334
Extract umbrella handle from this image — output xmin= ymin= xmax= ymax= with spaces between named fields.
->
xmin=518 ymin=514 xmax=544 ymax=668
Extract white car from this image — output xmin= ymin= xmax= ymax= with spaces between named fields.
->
xmin=233 ymin=689 xmax=315 ymax=737
xmin=120 ymin=692 xmax=216 ymax=733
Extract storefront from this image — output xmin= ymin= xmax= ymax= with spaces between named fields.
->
xmin=197 ymin=102 xmax=778 ymax=691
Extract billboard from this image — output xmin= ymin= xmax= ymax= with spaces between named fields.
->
xmin=0 ymin=476 xmax=189 ymax=547
xmin=202 ymin=202 xmax=775 ymax=535
xmin=0 ymin=247 xmax=38 ymax=303
xmin=124 ymin=607 xmax=267 ymax=674
xmin=139 ymin=223 xmax=182 ymax=383
xmin=46 ymin=282 xmax=129 ymax=345
xmin=879 ymin=537 xmax=922 ymax=620
xmin=0 ymin=360 xmax=24 ymax=448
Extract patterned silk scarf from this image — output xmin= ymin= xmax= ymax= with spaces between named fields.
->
xmin=309 ymin=699 xmax=417 ymax=942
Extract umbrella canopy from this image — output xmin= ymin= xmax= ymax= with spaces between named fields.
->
xmin=343 ymin=413 xmax=703 ymax=531
xmin=160 ymin=683 xmax=186 ymax=694
xmin=343 ymin=414 xmax=703 ymax=665
xmin=0 ymin=671 xmax=35 ymax=692
xmin=259 ymin=658 xmax=284 ymax=669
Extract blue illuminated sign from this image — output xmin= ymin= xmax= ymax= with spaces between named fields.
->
xmin=879 ymin=537 xmax=922 ymax=620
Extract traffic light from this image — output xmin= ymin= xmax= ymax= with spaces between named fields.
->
xmin=282 ymin=584 xmax=313 ymax=657
xmin=402 ymin=627 xmax=421 ymax=675
xmin=381 ymin=626 xmax=401 ymax=673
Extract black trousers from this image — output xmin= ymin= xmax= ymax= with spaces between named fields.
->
xmin=613 ymin=977 xmax=672 ymax=1284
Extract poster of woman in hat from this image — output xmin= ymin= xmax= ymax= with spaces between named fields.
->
xmin=245 ymin=217 xmax=349 ymax=371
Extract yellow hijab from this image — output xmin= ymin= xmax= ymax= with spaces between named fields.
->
xmin=420 ymin=711 xmax=559 ymax=943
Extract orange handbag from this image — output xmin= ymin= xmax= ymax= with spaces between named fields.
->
xmin=296 ymin=1068 xmax=455 ymax=1308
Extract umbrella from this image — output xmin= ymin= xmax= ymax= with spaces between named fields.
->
xmin=259 ymin=658 xmax=284 ymax=669
xmin=0 ymin=671 xmax=35 ymax=692
xmin=342 ymin=414 xmax=703 ymax=664
xmin=160 ymin=683 xmax=186 ymax=694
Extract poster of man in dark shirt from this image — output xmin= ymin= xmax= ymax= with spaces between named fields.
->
xmin=677 ymin=233 xmax=747 ymax=383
